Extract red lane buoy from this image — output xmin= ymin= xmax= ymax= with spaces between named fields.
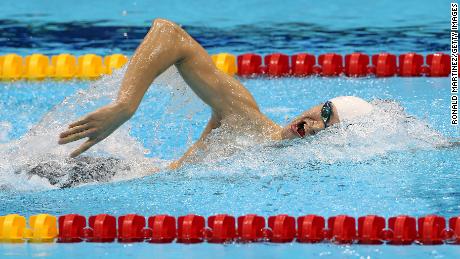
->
xmin=264 ymin=53 xmax=290 ymax=77
xmin=207 ymin=214 xmax=236 ymax=243
xmin=318 ymin=53 xmax=343 ymax=76
xmin=87 ymin=214 xmax=117 ymax=242
xmin=267 ymin=214 xmax=296 ymax=243
xmin=371 ymin=53 xmax=397 ymax=77
xmin=237 ymin=214 xmax=266 ymax=242
xmin=398 ymin=53 xmax=424 ymax=77
xmin=357 ymin=215 xmax=385 ymax=244
xmin=418 ymin=215 xmax=446 ymax=245
xmin=177 ymin=214 xmax=206 ymax=243
xmin=147 ymin=214 xmax=177 ymax=243
xmin=291 ymin=53 xmax=316 ymax=76
xmin=345 ymin=52 xmax=370 ymax=77
xmin=297 ymin=214 xmax=325 ymax=243
xmin=117 ymin=214 xmax=146 ymax=242
xmin=426 ymin=53 xmax=450 ymax=77
xmin=328 ymin=215 xmax=356 ymax=244
xmin=237 ymin=53 xmax=262 ymax=77
xmin=58 ymin=214 xmax=86 ymax=243
xmin=387 ymin=215 xmax=417 ymax=245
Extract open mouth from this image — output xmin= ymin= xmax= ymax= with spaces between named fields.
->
xmin=291 ymin=121 xmax=306 ymax=138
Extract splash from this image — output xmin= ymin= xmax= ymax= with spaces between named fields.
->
xmin=184 ymin=99 xmax=451 ymax=176
xmin=0 ymin=66 xmax=452 ymax=191
xmin=0 ymin=121 xmax=12 ymax=143
xmin=0 ymin=65 xmax=200 ymax=191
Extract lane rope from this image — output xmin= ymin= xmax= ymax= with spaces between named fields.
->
xmin=0 ymin=52 xmax=450 ymax=81
xmin=0 ymin=213 xmax=459 ymax=244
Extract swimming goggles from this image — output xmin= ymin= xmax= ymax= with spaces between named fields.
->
xmin=320 ymin=101 xmax=333 ymax=128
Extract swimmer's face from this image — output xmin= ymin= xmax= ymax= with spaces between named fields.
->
xmin=280 ymin=116 xmax=325 ymax=140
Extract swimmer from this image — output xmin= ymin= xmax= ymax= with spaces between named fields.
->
xmin=58 ymin=18 xmax=375 ymax=169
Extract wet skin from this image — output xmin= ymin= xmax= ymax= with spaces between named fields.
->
xmin=58 ymin=18 xmax=340 ymax=169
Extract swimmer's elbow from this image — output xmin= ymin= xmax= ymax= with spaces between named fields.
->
xmin=149 ymin=18 xmax=188 ymax=61
xmin=151 ymin=18 xmax=181 ymax=32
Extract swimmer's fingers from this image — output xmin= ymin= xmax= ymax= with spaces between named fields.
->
xmin=69 ymin=116 xmax=91 ymax=128
xmin=58 ymin=128 xmax=98 ymax=144
xmin=59 ymin=124 xmax=92 ymax=138
xmin=69 ymin=129 xmax=111 ymax=157
xmin=70 ymin=139 xmax=97 ymax=158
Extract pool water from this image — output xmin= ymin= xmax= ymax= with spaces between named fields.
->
xmin=0 ymin=0 xmax=458 ymax=258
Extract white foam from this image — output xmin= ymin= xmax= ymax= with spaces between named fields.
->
xmin=0 ymin=121 xmax=12 ymax=143
xmin=0 ymin=64 xmax=199 ymax=191
xmin=186 ymin=99 xmax=450 ymax=175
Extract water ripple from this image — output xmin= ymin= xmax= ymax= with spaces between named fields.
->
xmin=0 ymin=20 xmax=449 ymax=55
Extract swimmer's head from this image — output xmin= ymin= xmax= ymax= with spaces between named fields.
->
xmin=280 ymin=117 xmax=325 ymax=140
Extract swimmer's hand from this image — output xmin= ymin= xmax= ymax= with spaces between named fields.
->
xmin=58 ymin=103 xmax=133 ymax=158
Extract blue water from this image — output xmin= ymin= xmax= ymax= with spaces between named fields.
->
xmin=0 ymin=0 xmax=459 ymax=258
xmin=0 ymin=0 xmax=451 ymax=55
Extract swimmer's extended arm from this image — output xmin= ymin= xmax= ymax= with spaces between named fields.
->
xmin=59 ymin=18 xmax=259 ymax=158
